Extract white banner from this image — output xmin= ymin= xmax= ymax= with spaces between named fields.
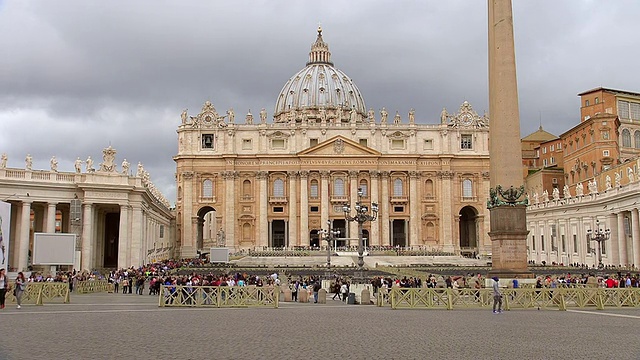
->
xmin=0 ymin=201 xmax=10 ymax=270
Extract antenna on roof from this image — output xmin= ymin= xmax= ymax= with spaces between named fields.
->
xmin=539 ymin=111 xmax=542 ymax=130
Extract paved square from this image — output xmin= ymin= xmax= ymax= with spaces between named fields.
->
xmin=1 ymin=293 xmax=639 ymax=360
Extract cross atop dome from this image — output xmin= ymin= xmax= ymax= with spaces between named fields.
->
xmin=308 ymin=26 xmax=333 ymax=66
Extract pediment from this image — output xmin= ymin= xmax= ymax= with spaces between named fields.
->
xmin=298 ymin=136 xmax=381 ymax=156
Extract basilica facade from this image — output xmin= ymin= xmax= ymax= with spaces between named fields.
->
xmin=175 ymin=28 xmax=492 ymax=258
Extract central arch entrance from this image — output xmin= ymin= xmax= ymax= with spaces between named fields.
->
xmin=197 ymin=206 xmax=217 ymax=251
xmin=459 ymin=206 xmax=478 ymax=257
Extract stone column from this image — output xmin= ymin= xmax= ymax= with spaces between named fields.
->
xmin=81 ymin=203 xmax=93 ymax=271
xmin=288 ymin=171 xmax=298 ymax=248
xmin=632 ymin=209 xmax=640 ymax=268
xmin=224 ymin=171 xmax=236 ymax=248
xmin=258 ymin=171 xmax=268 ymax=249
xmin=607 ymin=213 xmax=619 ymax=266
xmin=617 ymin=212 xmax=627 ymax=266
xmin=45 ymin=202 xmax=57 ymax=233
xmin=17 ymin=201 xmax=31 ymax=271
xmin=439 ymin=171 xmax=454 ymax=252
xmin=409 ymin=171 xmax=420 ymax=246
xmin=380 ymin=171 xmax=390 ymax=246
xmin=130 ymin=205 xmax=143 ymax=266
xmin=181 ymin=171 xmax=195 ymax=257
xmin=488 ymin=0 xmax=529 ymax=276
xmin=299 ymin=171 xmax=309 ymax=246
xmin=320 ymin=171 xmax=330 ymax=234
xmin=348 ymin=170 xmax=358 ymax=243
xmin=369 ymin=171 xmax=380 ymax=246
xmin=118 ymin=204 xmax=130 ymax=268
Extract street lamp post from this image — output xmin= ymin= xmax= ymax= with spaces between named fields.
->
xmin=319 ymin=220 xmax=340 ymax=269
xmin=586 ymin=220 xmax=610 ymax=270
xmin=343 ymin=188 xmax=378 ymax=270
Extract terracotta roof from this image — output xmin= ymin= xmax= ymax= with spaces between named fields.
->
xmin=521 ymin=126 xmax=558 ymax=142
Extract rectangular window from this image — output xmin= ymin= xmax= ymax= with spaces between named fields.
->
xmin=601 ymin=240 xmax=606 ymax=255
xmin=423 ymin=139 xmax=433 ymax=150
xmin=541 ymin=234 xmax=545 ymax=251
xmin=309 ymin=138 xmax=319 ymax=147
xmin=550 ymin=145 xmax=554 ymax=151
xmin=603 ymin=150 xmax=610 ymax=157
xmin=602 ymin=131 xmax=609 ymax=140
xmin=561 ymin=234 xmax=566 ymax=253
xmin=557 ymin=143 xmax=562 ymax=149
xmin=310 ymin=206 xmax=319 ymax=212
xmin=552 ymin=178 xmax=558 ymax=184
xmin=391 ymin=139 xmax=405 ymax=149
xmin=271 ymin=139 xmax=285 ymax=149
xmin=461 ymin=134 xmax=472 ymax=149
xmin=393 ymin=206 xmax=404 ymax=212
xmin=631 ymin=102 xmax=640 ymax=120
xmin=273 ymin=207 xmax=284 ymax=213
xmin=242 ymin=139 xmax=252 ymax=150
xmin=550 ymin=157 xmax=555 ymax=164
xmin=160 ymin=225 xmax=165 ymax=238
xmin=543 ymin=159 xmax=548 ymax=167
xmin=585 ymin=99 xmax=590 ymax=106
xmin=532 ymin=235 xmax=536 ymax=251
xmin=310 ymin=181 xmax=319 ymax=198
xmin=462 ymin=179 xmax=473 ymax=198
xmin=359 ymin=139 xmax=368 ymax=147
xmin=618 ymin=100 xmax=630 ymax=119
xmin=573 ymin=234 xmax=578 ymax=253
xmin=543 ymin=147 xmax=547 ymax=154
xmin=202 ymin=134 xmax=214 ymax=149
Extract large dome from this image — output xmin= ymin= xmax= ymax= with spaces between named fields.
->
xmin=273 ymin=27 xmax=367 ymax=123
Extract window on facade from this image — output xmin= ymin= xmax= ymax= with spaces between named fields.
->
xmin=334 ymin=178 xmax=345 ymax=196
xmin=391 ymin=139 xmax=405 ymax=149
xmin=394 ymin=206 xmax=404 ymax=212
xmin=273 ymin=207 xmax=284 ymax=213
xmin=561 ymin=234 xmax=566 ymax=253
xmin=550 ymin=145 xmax=554 ymax=151
xmin=424 ymin=139 xmax=433 ymax=150
xmin=310 ymin=206 xmax=319 ymax=212
xmin=602 ymin=131 xmax=609 ymax=140
xmin=550 ymin=157 xmax=555 ymax=164
xmin=272 ymin=139 xmax=285 ymax=149
xmin=541 ymin=235 xmax=545 ymax=251
xmin=425 ymin=179 xmax=434 ymax=198
xmin=160 ymin=225 xmax=165 ymax=238
xmin=557 ymin=143 xmax=562 ymax=149
xmin=203 ymin=179 xmax=213 ymax=198
xmin=532 ymin=235 xmax=536 ymax=251
xmin=622 ymin=129 xmax=631 ymax=147
xmin=310 ymin=179 xmax=319 ymax=198
xmin=393 ymin=178 xmax=403 ymax=197
xmin=603 ymin=150 xmax=610 ymax=157
xmin=618 ymin=100 xmax=630 ymax=119
xmin=243 ymin=180 xmax=251 ymax=197
xmin=309 ymin=138 xmax=318 ymax=147
xmin=543 ymin=159 xmax=548 ymax=167
xmin=573 ymin=234 xmax=578 ymax=253
xmin=595 ymin=97 xmax=599 ymax=104
xmin=635 ymin=131 xmax=640 ymax=149
xmin=359 ymin=179 xmax=368 ymax=196
xmin=585 ymin=99 xmax=590 ymax=107
xmin=461 ymin=134 xmax=472 ymax=149
xmin=359 ymin=139 xmax=368 ymax=147
xmin=202 ymin=134 xmax=214 ymax=149
xmin=273 ymin=178 xmax=284 ymax=197
xmin=543 ymin=147 xmax=547 ymax=154
xmin=462 ymin=179 xmax=472 ymax=198
xmin=632 ymin=102 xmax=640 ymax=121
xmin=242 ymin=139 xmax=252 ymax=150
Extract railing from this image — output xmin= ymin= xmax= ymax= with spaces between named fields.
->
xmin=388 ymin=287 xmax=640 ymax=310
xmin=4 ymin=282 xmax=71 ymax=305
xmin=158 ymin=285 xmax=279 ymax=308
xmin=75 ymin=280 xmax=113 ymax=294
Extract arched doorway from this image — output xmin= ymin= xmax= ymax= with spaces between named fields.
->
xmin=459 ymin=206 xmax=478 ymax=257
xmin=310 ymin=230 xmax=320 ymax=248
xmin=197 ymin=206 xmax=217 ymax=250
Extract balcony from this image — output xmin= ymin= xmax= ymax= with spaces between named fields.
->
xmin=330 ymin=195 xmax=348 ymax=203
xmin=269 ymin=196 xmax=288 ymax=204
xmin=390 ymin=196 xmax=408 ymax=204
xmin=461 ymin=196 xmax=477 ymax=202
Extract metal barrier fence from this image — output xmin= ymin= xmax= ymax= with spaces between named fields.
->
xmin=158 ymin=285 xmax=279 ymax=308
xmin=5 ymin=282 xmax=71 ymax=305
xmin=75 ymin=280 xmax=113 ymax=294
xmin=388 ymin=287 xmax=640 ymax=310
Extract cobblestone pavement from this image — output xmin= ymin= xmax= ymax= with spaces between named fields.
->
xmin=1 ymin=293 xmax=639 ymax=360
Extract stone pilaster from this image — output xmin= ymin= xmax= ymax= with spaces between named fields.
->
xmin=288 ymin=171 xmax=298 ymax=247
xmin=45 ymin=202 xmax=57 ymax=233
xmin=349 ymin=170 xmax=358 ymax=243
xmin=130 ymin=205 xmax=143 ymax=266
xmin=439 ymin=171 xmax=454 ymax=252
xmin=320 ymin=171 xmax=330 ymax=233
xmin=223 ymin=171 xmax=237 ymax=249
xmin=299 ymin=171 xmax=309 ymax=246
xmin=181 ymin=171 xmax=196 ymax=258
xmin=632 ymin=209 xmax=640 ymax=269
xmin=118 ymin=204 xmax=130 ymax=268
xmin=18 ymin=201 xmax=31 ymax=271
xmin=257 ymin=171 xmax=269 ymax=248
xmin=380 ymin=171 xmax=390 ymax=246
xmin=81 ymin=203 xmax=93 ymax=271
xmin=369 ymin=171 xmax=380 ymax=246
xmin=409 ymin=171 xmax=419 ymax=246
xmin=617 ymin=212 xmax=627 ymax=266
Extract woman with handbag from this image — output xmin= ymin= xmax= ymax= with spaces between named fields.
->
xmin=0 ymin=268 xmax=8 ymax=309
xmin=14 ymin=272 xmax=26 ymax=309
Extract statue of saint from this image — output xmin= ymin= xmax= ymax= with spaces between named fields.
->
xmin=181 ymin=109 xmax=188 ymax=124
xmin=408 ymin=108 xmax=415 ymax=125
xmin=319 ymin=107 xmax=327 ymax=124
xmin=121 ymin=159 xmax=130 ymax=175
xmin=533 ymin=192 xmax=539 ymax=205
xmin=217 ymin=228 xmax=226 ymax=246
xmin=393 ymin=111 xmax=401 ymax=124
xmin=50 ymin=156 xmax=58 ymax=172
xmin=0 ymin=153 xmax=7 ymax=169
xmin=74 ymin=157 xmax=82 ymax=173
xmin=615 ymin=172 xmax=622 ymax=188
xmin=563 ymin=184 xmax=571 ymax=198
xmin=440 ymin=107 xmax=449 ymax=124
xmin=380 ymin=107 xmax=388 ymax=124
xmin=86 ymin=156 xmax=94 ymax=172
xmin=246 ymin=111 xmax=254 ymax=125
xmin=605 ymin=175 xmax=612 ymax=190
xmin=137 ymin=162 xmax=144 ymax=177
xmin=552 ymin=187 xmax=560 ymax=201
xmin=542 ymin=189 xmax=549 ymax=203
xmin=260 ymin=108 xmax=267 ymax=124
xmin=628 ymin=167 xmax=635 ymax=182
xmin=367 ymin=108 xmax=375 ymax=123
xmin=349 ymin=107 xmax=357 ymax=124
xmin=227 ymin=108 xmax=235 ymax=124
xmin=588 ymin=179 xmax=598 ymax=194
xmin=576 ymin=182 xmax=584 ymax=196
xmin=25 ymin=154 xmax=33 ymax=170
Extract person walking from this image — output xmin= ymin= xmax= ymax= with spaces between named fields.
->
xmin=492 ymin=276 xmax=502 ymax=313
xmin=0 ymin=268 xmax=8 ymax=309
xmin=14 ymin=272 xmax=26 ymax=309
xmin=340 ymin=282 xmax=349 ymax=302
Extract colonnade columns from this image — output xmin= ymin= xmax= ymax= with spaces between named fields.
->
xmin=606 ymin=214 xmax=619 ymax=266
xmin=299 ymin=171 xmax=309 ymax=247
xmin=320 ymin=171 xmax=329 ymax=234
xmin=288 ymin=171 xmax=298 ymax=247
xmin=439 ymin=171 xmax=454 ymax=252
xmin=258 ymin=171 xmax=268 ymax=248
xmin=348 ymin=171 xmax=358 ymax=245
xmin=617 ymin=212 xmax=628 ymax=266
xmin=409 ymin=171 xmax=419 ymax=246
xmin=130 ymin=205 xmax=143 ymax=266
xmin=181 ymin=171 xmax=194 ymax=257
xmin=380 ymin=171 xmax=390 ymax=246
xmin=81 ymin=203 xmax=93 ymax=271
xmin=118 ymin=204 xmax=130 ymax=268
xmin=44 ymin=202 xmax=57 ymax=233
xmin=17 ymin=201 xmax=31 ymax=271
xmin=369 ymin=171 xmax=380 ymax=246
xmin=224 ymin=171 xmax=236 ymax=249
xmin=633 ymin=209 xmax=640 ymax=268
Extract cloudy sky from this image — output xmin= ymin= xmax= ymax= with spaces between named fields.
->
xmin=1 ymin=0 xmax=639 ymax=204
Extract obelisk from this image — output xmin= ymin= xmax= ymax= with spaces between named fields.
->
xmin=487 ymin=0 xmax=530 ymax=277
